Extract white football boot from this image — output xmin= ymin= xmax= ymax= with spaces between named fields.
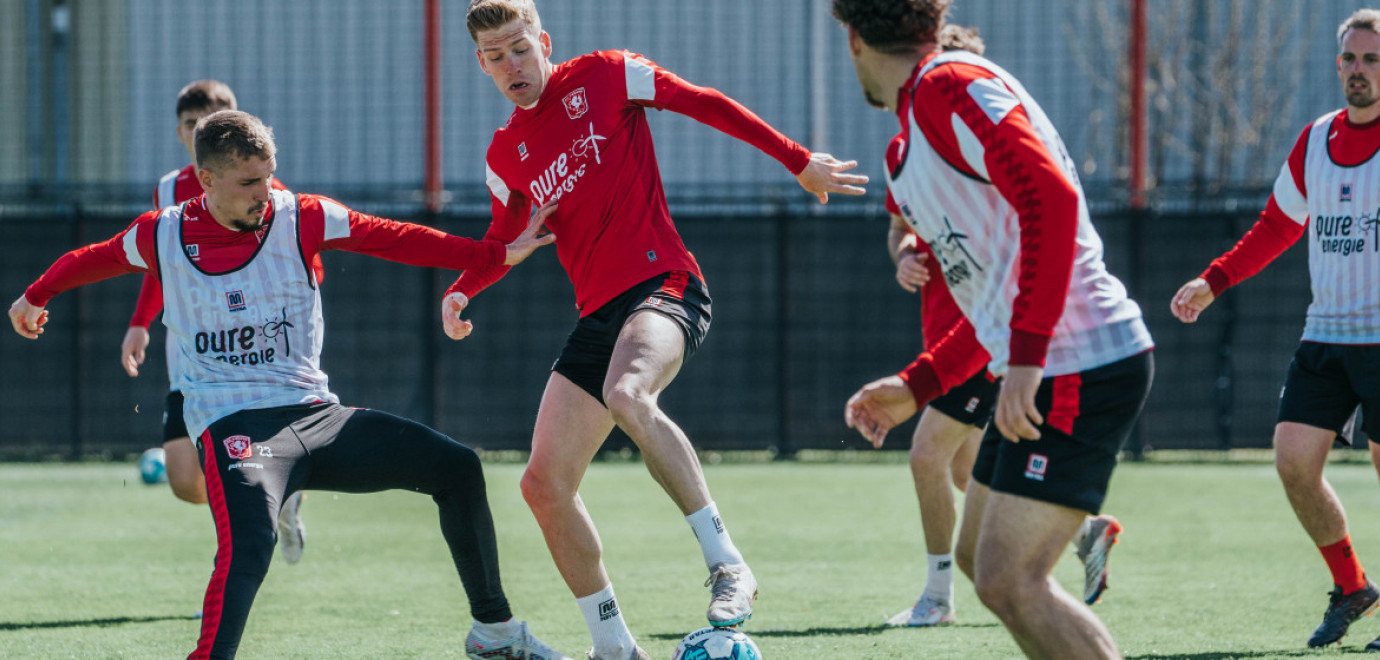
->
xmin=1075 ymin=514 xmax=1123 ymax=605
xmin=706 ymin=563 xmax=758 ymax=627
xmin=465 ymin=620 xmax=571 ymax=660
xmin=277 ymin=491 xmax=306 ymax=564
xmin=885 ymin=594 xmax=956 ymax=627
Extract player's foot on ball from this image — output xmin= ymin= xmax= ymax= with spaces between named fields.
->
xmin=584 ymin=646 xmax=649 ymax=660
xmin=1308 ymin=579 xmax=1379 ymax=647
xmin=1075 ymin=514 xmax=1122 ymax=605
xmin=884 ymin=594 xmax=955 ymax=627
xmin=465 ymin=620 xmax=571 ymax=660
xmin=277 ymin=491 xmax=306 ymax=564
xmin=706 ymin=563 xmax=757 ymax=627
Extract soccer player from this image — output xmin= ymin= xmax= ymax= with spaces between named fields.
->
xmin=9 ymin=110 xmax=567 ymax=660
xmin=123 ymin=79 xmax=310 ymax=563
xmin=833 ymin=1 xmax=1155 ymax=657
xmin=867 ymin=125 xmax=1124 ymax=628
xmin=449 ymin=2 xmax=867 ymax=658
xmin=1170 ymin=9 xmax=1380 ymax=649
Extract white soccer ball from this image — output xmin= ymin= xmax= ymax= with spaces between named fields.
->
xmin=672 ymin=627 xmax=762 ymax=660
xmin=138 ymin=447 xmax=168 ymax=485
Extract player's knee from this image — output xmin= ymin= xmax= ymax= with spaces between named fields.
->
xmin=908 ymin=442 xmax=948 ymax=476
xmin=954 ymin=547 xmax=976 ymax=581
xmin=605 ymin=387 xmax=656 ymax=435
xmin=520 ymin=465 xmax=569 ymax=510
xmin=973 ymin=569 xmax=1020 ymax=619
xmin=230 ymin=526 xmax=278 ymax=576
xmin=951 ymin=469 xmax=972 ymax=492
xmin=169 ymin=476 xmax=208 ymax=505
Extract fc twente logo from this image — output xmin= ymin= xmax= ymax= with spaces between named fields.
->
xmin=224 ymin=435 xmax=253 ymax=460
xmin=564 ymin=88 xmax=589 ymax=119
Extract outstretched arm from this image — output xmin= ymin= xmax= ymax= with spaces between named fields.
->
xmin=441 ymin=202 xmax=557 ymax=341
xmin=626 ymin=51 xmax=867 ymax=202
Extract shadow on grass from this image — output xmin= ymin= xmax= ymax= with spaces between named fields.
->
xmin=647 ymin=622 xmax=1000 ymax=640
xmin=0 ymin=614 xmax=200 ymax=631
xmin=1128 ymin=652 xmax=1330 ymax=659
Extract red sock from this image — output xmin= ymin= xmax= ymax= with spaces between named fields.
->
xmin=1320 ymin=536 xmax=1368 ymax=594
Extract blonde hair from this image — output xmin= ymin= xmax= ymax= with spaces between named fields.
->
xmin=1339 ymin=9 xmax=1380 ymax=48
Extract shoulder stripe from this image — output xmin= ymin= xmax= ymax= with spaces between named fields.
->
xmin=966 ymin=77 xmax=1020 ymax=126
xmin=951 ymin=114 xmax=991 ymax=181
xmin=486 ymin=163 xmax=512 ymax=207
xmin=319 ymin=198 xmax=351 ymax=242
xmin=624 ymin=52 xmax=656 ymax=102
xmin=123 ymin=224 xmax=147 ymax=269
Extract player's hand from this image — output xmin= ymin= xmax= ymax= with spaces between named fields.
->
xmin=8 ymin=295 xmax=48 ymax=340
xmin=844 ymin=375 xmax=919 ymax=449
xmin=504 ymin=201 xmax=558 ymax=266
xmin=441 ymin=292 xmax=473 ymax=341
xmin=995 ymin=366 xmax=1043 ymax=442
xmin=896 ymin=249 xmax=930 ymax=293
xmin=1170 ymin=278 xmax=1216 ymax=323
xmin=121 ymin=326 xmax=151 ymax=377
xmin=797 ymin=152 xmax=868 ymax=204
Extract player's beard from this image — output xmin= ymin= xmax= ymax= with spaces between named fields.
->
xmin=1347 ymin=76 xmax=1378 ymax=109
xmin=229 ymin=206 xmax=267 ymax=232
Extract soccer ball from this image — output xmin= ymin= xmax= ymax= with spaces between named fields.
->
xmin=672 ymin=627 xmax=762 ymax=660
xmin=138 ymin=447 xmax=168 ymax=484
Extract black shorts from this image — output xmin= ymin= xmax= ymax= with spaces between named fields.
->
xmin=553 ymin=271 xmax=711 ymax=405
xmin=972 ymin=350 xmax=1153 ymax=515
xmin=1279 ymin=342 xmax=1380 ymax=444
xmin=162 ymin=390 xmax=189 ymax=441
xmin=927 ymin=369 xmax=999 ymax=427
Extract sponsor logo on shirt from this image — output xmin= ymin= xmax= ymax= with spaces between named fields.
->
xmin=193 ymin=306 xmax=297 ymax=366
xmin=518 ymin=142 xmax=529 ymax=161
xmin=226 ymin=290 xmax=246 ymax=312
xmin=1314 ymin=210 xmax=1380 ymax=256
xmin=646 ymin=250 xmax=657 ymax=262
xmin=1342 ymin=183 xmax=1353 ymax=202
xmin=186 ymin=244 xmax=200 ymax=259
xmin=926 ymin=216 xmax=984 ymax=289
xmin=563 ymin=87 xmax=589 ymax=119
xmin=1024 ymin=453 xmax=1048 ymax=481
xmin=965 ymin=397 xmax=980 ymax=413
xmin=529 ymin=123 xmax=607 ymax=205
xmin=224 ymin=435 xmax=253 ymax=460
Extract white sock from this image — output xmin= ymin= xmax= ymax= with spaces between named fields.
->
xmin=686 ymin=502 xmax=746 ymax=570
xmin=471 ymin=617 xmax=521 ymax=640
xmin=922 ymin=553 xmax=955 ymax=603
xmin=577 ymin=584 xmax=636 ymax=659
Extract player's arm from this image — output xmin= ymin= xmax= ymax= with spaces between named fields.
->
xmin=1171 ymin=127 xmax=1310 ymax=323
xmin=845 ymin=317 xmax=989 ymax=447
xmin=121 ymin=274 xmax=164 ymax=377
xmin=439 ymin=182 xmax=540 ymax=341
xmin=622 ymin=51 xmax=866 ymax=203
xmin=12 ymin=215 xmax=157 ymax=340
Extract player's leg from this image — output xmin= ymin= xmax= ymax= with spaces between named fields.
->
xmin=885 ymin=407 xmax=982 ymax=627
xmin=189 ymin=409 xmax=302 ymax=660
xmin=953 ymin=479 xmax=987 ymax=582
xmin=302 ymin=405 xmax=567 ymax=659
xmin=1275 ymin=343 xmax=1376 ymax=646
xmin=162 ymin=391 xmax=209 ymax=504
xmin=521 ymin=373 xmax=634 ymax=659
xmin=973 ymin=492 xmax=1116 ymax=659
xmin=604 ymin=306 xmax=754 ymax=628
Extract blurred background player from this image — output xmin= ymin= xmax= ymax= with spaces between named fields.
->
xmin=1170 ymin=9 xmax=1380 ymax=650
xmin=121 ymin=79 xmax=311 ymax=564
xmin=451 ymin=1 xmax=867 ymax=658
xmin=863 ymin=98 xmax=1123 ymax=629
xmin=9 ymin=110 xmax=565 ymax=660
xmin=834 ymin=0 xmax=1154 ymax=657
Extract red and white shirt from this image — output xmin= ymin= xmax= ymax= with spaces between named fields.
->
xmin=1203 ymin=109 xmax=1380 ymax=344
xmin=887 ymin=51 xmax=1151 ymax=404
xmin=25 ymin=190 xmax=505 ymax=438
xmin=448 ymin=49 xmax=812 ymax=315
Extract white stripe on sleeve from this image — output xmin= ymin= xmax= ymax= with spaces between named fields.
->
xmin=624 ymin=52 xmax=656 ymax=102
xmin=486 ymin=163 xmax=511 ymax=207
xmin=123 ymin=225 xmax=147 ymax=269
xmin=966 ymin=77 xmax=1020 ymax=126
xmin=1271 ymin=161 xmax=1308 ymax=224
xmin=320 ymin=198 xmax=352 ymax=241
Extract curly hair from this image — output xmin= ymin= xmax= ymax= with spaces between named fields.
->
xmin=938 ymin=23 xmax=983 ymax=55
xmin=832 ymin=0 xmax=952 ymax=54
